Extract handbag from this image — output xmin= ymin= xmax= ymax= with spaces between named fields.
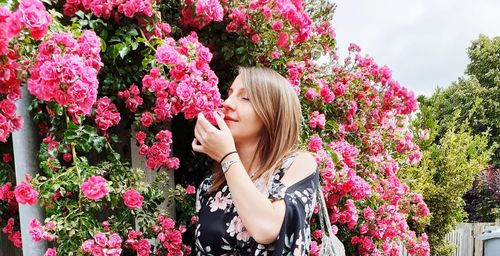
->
xmin=317 ymin=185 xmax=345 ymax=256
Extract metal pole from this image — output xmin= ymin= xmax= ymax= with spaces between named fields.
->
xmin=12 ymin=86 xmax=47 ymax=255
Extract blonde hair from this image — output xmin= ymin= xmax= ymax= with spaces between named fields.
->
xmin=209 ymin=66 xmax=302 ymax=193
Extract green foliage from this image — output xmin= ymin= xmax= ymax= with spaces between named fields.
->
xmin=403 ymin=120 xmax=492 ymax=255
xmin=467 ymin=35 xmax=500 ymax=89
xmin=418 ymin=34 xmax=500 ymax=224
xmin=424 ymin=77 xmax=499 ymax=163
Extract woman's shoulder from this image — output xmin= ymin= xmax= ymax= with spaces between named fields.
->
xmin=279 ymin=150 xmax=318 ymax=188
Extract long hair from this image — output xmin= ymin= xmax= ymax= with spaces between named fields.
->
xmin=208 ymin=66 xmax=302 ymax=193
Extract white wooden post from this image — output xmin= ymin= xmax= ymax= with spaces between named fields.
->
xmin=12 ymin=87 xmax=47 ymax=255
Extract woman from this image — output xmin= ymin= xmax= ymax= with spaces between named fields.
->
xmin=192 ymin=67 xmax=319 ymax=255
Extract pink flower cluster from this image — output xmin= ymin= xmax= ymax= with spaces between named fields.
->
xmin=2 ymin=218 xmax=22 ymax=248
xmin=0 ymin=182 xmax=15 ymax=203
xmin=0 ymin=1 xmax=48 ymax=143
xmin=123 ymin=189 xmax=144 ymax=209
xmin=44 ymin=248 xmax=57 ymax=256
xmin=118 ymin=84 xmax=143 ymax=113
xmin=28 ymin=218 xmax=55 ymax=243
xmin=0 ymin=98 xmax=23 ymax=142
xmin=153 ymin=214 xmax=191 ymax=255
xmin=63 ymin=0 xmax=153 ymax=20
xmin=297 ymin=43 xmax=430 ymax=255
xmin=309 ymin=111 xmax=326 ymax=130
xmin=0 ymin=182 xmax=21 ymax=248
xmin=225 ymin=0 xmax=313 ymax=50
xmin=180 ymin=0 xmax=224 ymax=30
xmin=81 ymin=232 xmax=123 ymax=255
xmin=125 ymin=230 xmax=151 ymax=256
xmin=2 ymin=0 xmax=51 ymax=42
xmin=14 ymin=181 xmax=39 ymax=205
xmin=137 ymin=130 xmax=179 ymax=170
xmin=27 ymin=30 xmax=102 ymax=120
xmin=148 ymin=32 xmax=221 ymax=121
xmin=0 ymin=9 xmax=23 ymax=142
xmin=95 ymin=97 xmax=121 ymax=132
xmin=395 ymin=132 xmax=422 ymax=165
xmin=81 ymin=176 xmax=109 ymax=200
xmin=0 ymin=7 xmax=13 ymax=55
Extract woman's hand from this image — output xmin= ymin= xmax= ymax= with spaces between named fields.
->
xmin=192 ymin=112 xmax=236 ymax=162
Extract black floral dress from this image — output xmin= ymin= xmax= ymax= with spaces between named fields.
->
xmin=195 ymin=153 xmax=319 ymax=256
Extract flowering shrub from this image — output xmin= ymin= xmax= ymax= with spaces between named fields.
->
xmin=0 ymin=154 xmax=22 ymax=248
xmin=0 ymin=0 xmax=434 ymax=255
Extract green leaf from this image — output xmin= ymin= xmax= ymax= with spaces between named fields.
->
xmin=119 ymin=45 xmax=130 ymax=59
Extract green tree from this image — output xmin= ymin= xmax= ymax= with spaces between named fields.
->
xmin=418 ymin=35 xmax=500 ymax=223
xmin=423 ymin=35 xmax=499 ymax=163
xmin=403 ymin=113 xmax=492 ymax=255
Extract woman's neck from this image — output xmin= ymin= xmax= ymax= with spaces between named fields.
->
xmin=235 ymin=141 xmax=260 ymax=175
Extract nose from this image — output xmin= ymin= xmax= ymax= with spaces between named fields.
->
xmin=222 ymin=95 xmax=236 ymax=110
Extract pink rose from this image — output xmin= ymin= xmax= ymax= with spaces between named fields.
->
xmin=29 ymin=218 xmax=44 ymax=242
xmin=250 ymin=34 xmax=260 ymax=44
xmin=81 ymin=176 xmax=108 ymax=200
xmin=271 ymin=21 xmax=283 ymax=31
xmin=81 ymin=239 xmax=94 ymax=252
xmin=20 ymin=5 xmax=51 ymax=40
xmin=63 ymin=153 xmax=72 ymax=162
xmin=123 ymin=189 xmax=144 ymax=209
xmin=94 ymin=233 xmax=107 ymax=247
xmin=156 ymin=45 xmax=179 ymax=65
xmin=14 ymin=182 xmax=38 ymax=205
xmin=140 ymin=112 xmax=154 ymax=128
xmin=272 ymin=51 xmax=280 ymax=59
xmin=185 ymin=185 xmax=196 ymax=195
xmin=0 ymin=182 xmax=13 ymax=201
xmin=136 ymin=131 xmax=146 ymax=144
xmin=44 ymin=248 xmax=56 ymax=256
xmin=107 ymin=233 xmax=122 ymax=248
xmin=308 ymin=135 xmax=323 ymax=152
xmin=276 ymin=32 xmax=289 ymax=51
xmin=2 ymin=152 xmax=12 ymax=163
xmin=312 ymin=229 xmax=322 ymax=239
xmin=0 ymin=99 xmax=16 ymax=117
xmin=176 ymin=83 xmax=194 ymax=102
xmin=9 ymin=231 xmax=22 ymax=248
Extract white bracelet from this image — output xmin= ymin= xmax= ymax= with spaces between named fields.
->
xmin=222 ymin=159 xmax=241 ymax=174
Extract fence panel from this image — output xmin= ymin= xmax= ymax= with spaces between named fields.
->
xmin=399 ymin=222 xmax=500 ymax=256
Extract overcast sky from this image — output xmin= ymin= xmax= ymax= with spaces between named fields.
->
xmin=332 ymin=0 xmax=500 ymax=97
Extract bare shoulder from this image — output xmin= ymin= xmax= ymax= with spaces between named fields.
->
xmin=280 ymin=151 xmax=318 ymax=187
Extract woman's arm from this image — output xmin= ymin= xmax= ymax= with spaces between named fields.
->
xmin=223 ymin=151 xmax=317 ymax=244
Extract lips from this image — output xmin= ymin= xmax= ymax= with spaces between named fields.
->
xmin=224 ymin=116 xmax=238 ymax=122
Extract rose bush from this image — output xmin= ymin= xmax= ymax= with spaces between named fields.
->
xmin=0 ymin=0 xmax=432 ymax=255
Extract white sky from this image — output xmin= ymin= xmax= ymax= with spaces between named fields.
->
xmin=332 ymin=0 xmax=500 ymax=97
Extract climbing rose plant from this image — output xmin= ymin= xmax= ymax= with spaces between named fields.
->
xmin=0 ymin=0 xmax=431 ymax=255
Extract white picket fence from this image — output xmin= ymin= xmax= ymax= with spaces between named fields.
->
xmin=444 ymin=222 xmax=500 ymax=256
xmin=400 ymin=222 xmax=500 ymax=256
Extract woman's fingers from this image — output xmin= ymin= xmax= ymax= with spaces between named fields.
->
xmin=192 ymin=138 xmax=205 ymax=153
xmin=197 ymin=112 xmax=217 ymax=132
xmin=194 ymin=122 xmax=203 ymax=142
xmin=214 ymin=111 xmax=229 ymax=132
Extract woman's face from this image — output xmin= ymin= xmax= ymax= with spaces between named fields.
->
xmin=222 ymin=75 xmax=264 ymax=144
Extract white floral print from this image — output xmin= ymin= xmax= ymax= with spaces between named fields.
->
xmin=209 ymin=191 xmax=231 ymax=212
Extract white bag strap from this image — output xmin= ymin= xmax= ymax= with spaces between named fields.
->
xmin=317 ymin=185 xmax=346 ymax=256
